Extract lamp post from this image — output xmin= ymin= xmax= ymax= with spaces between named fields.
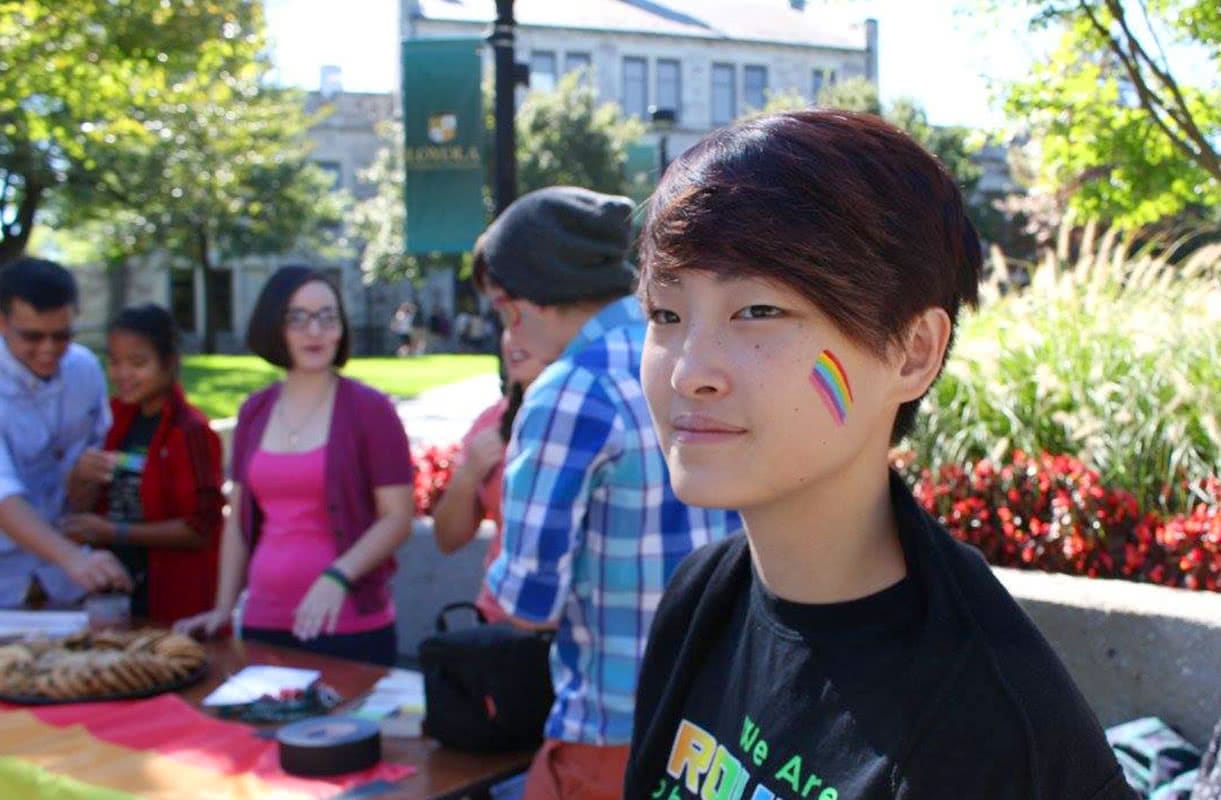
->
xmin=649 ymin=106 xmax=676 ymax=177
xmin=489 ymin=0 xmax=518 ymax=216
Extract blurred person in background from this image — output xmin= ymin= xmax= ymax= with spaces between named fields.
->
xmin=433 ymin=317 xmax=547 ymax=621
xmin=63 ymin=303 xmax=223 ymax=625
xmin=175 ymin=267 xmax=414 ymax=666
xmin=0 ymin=257 xmax=130 ymax=607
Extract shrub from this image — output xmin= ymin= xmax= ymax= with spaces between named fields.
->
xmin=897 ymin=450 xmax=1219 ymax=592
xmin=905 ymin=223 xmax=1221 ymax=514
xmin=412 ymin=443 xmax=460 ymax=517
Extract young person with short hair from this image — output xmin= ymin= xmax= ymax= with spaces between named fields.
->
xmin=625 ymin=111 xmax=1134 ymax=799
xmin=63 ymin=303 xmax=223 ymax=624
xmin=0 ymin=257 xmax=130 ymax=606
xmin=175 ymin=267 xmax=414 ymax=666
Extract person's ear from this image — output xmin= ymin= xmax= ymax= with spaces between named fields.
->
xmin=892 ymin=307 xmax=952 ymax=403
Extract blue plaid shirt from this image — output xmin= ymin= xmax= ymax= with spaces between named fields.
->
xmin=487 ymin=297 xmax=738 ymax=745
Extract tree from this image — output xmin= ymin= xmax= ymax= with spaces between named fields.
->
xmin=347 ymin=120 xmax=454 ymax=284
xmin=816 ymin=79 xmax=883 ymax=116
xmin=102 ymin=82 xmax=346 ymax=353
xmin=0 ymin=0 xmax=265 ymax=264
xmin=998 ymin=0 xmax=1220 ymax=226
xmin=515 ymin=71 xmax=645 ymax=195
xmin=349 ymin=70 xmax=644 ymax=283
xmin=757 ymin=81 xmax=983 ymax=198
xmin=35 ymin=4 xmax=347 ymax=351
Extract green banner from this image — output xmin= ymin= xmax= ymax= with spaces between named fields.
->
xmin=401 ymin=38 xmax=486 ymax=254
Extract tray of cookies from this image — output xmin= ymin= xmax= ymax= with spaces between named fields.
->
xmin=0 ymin=628 xmax=208 ymax=704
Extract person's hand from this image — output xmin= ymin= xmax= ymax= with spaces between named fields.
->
xmin=73 ymin=449 xmax=118 ymax=485
xmin=63 ymin=547 xmax=131 ymax=594
xmin=173 ymin=607 xmax=232 ymax=639
xmin=60 ymin=513 xmax=114 ymax=545
xmin=460 ymin=427 xmax=506 ymax=482
xmin=293 ymin=573 xmax=347 ymax=641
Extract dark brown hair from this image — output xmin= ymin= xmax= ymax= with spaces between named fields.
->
xmin=639 ymin=109 xmax=982 ymax=441
xmin=245 ymin=266 xmax=350 ymax=369
xmin=109 ymin=303 xmax=180 ymax=368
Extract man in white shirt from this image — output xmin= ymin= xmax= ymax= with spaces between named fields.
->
xmin=0 ymin=256 xmax=131 ymax=606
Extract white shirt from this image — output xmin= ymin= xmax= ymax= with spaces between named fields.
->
xmin=0 ymin=337 xmax=110 ymax=606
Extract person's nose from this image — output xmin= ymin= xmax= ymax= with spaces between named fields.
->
xmin=670 ymin=321 xmax=731 ymax=399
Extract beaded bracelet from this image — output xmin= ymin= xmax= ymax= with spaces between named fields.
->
xmin=322 ymin=566 xmax=352 ymax=592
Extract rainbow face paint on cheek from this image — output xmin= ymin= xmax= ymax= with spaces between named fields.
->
xmin=809 ymin=349 xmax=854 ymax=426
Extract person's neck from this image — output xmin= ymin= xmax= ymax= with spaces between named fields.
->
xmin=139 ymin=391 xmax=168 ymax=417
xmin=282 ymin=368 xmax=336 ymax=398
xmin=741 ymin=443 xmax=906 ymax=605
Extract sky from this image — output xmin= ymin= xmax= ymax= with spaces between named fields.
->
xmin=261 ymin=0 xmax=1049 ymax=130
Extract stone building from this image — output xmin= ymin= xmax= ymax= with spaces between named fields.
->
xmin=403 ymin=0 xmax=879 ymax=160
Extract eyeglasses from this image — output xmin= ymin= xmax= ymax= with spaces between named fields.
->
xmin=285 ymin=307 xmax=341 ymax=331
xmin=12 ymin=327 xmax=73 ymax=345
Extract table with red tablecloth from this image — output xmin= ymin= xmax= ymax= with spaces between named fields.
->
xmin=0 ymin=639 xmax=532 ymax=800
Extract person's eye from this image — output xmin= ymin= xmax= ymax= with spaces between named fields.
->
xmin=735 ymin=304 xmax=783 ymax=320
xmin=647 ymin=307 xmax=680 ymax=324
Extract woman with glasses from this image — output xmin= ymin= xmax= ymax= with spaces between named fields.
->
xmin=63 ymin=304 xmax=223 ymax=625
xmin=175 ymin=267 xmax=415 ymax=666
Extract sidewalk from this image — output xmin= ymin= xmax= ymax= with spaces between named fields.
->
xmin=394 ymin=372 xmax=501 ymax=448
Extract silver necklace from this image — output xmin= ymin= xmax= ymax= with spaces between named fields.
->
xmin=277 ymin=379 xmax=334 ymax=448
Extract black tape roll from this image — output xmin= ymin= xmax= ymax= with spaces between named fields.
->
xmin=276 ymin=715 xmax=382 ymax=776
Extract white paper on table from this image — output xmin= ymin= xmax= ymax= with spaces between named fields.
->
xmin=201 ymin=665 xmax=321 ymax=706
xmin=354 ymin=668 xmax=426 ymax=718
xmin=0 ymin=610 xmax=88 ymax=640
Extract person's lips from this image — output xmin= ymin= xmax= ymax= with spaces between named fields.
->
xmin=670 ymin=413 xmax=747 ymax=444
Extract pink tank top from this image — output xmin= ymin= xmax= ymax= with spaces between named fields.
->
xmin=243 ymin=446 xmax=394 ymax=634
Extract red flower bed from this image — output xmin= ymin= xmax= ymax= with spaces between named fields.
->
xmin=412 ymin=443 xmax=461 ymax=517
xmin=897 ymin=450 xmax=1220 ymax=592
xmin=414 ymin=441 xmax=1219 ymax=591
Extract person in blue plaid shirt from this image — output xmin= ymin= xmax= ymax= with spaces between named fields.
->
xmin=475 ymin=186 xmax=738 ymax=800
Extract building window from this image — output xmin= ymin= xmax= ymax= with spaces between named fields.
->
xmin=170 ymin=269 xmax=196 ymax=333
xmin=564 ymin=51 xmax=591 ymax=77
xmin=314 ymin=160 xmax=342 ymax=190
xmin=206 ymin=268 xmax=234 ymax=334
xmin=744 ymin=65 xmax=768 ymax=111
xmin=530 ymin=50 xmax=557 ymax=93
xmin=622 ymin=57 xmax=648 ymax=119
xmin=812 ymin=68 xmax=826 ymax=102
xmin=711 ymin=63 xmax=736 ymax=125
xmin=656 ymin=59 xmax=681 ymax=122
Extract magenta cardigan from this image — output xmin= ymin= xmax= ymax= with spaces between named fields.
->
xmin=230 ymin=376 xmax=415 ymax=614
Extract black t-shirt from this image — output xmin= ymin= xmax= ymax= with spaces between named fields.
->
xmin=625 ymin=471 xmax=1136 ymax=800
xmin=107 ymin=411 xmax=158 ymax=616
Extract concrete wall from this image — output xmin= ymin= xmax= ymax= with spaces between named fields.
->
xmin=996 ymin=568 xmax=1221 ymax=745
xmin=392 ymin=518 xmax=495 ymax=661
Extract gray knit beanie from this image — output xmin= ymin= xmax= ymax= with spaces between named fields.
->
xmin=480 ymin=186 xmax=636 ymax=305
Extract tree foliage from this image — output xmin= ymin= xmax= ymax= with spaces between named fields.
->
xmin=516 ymin=70 xmax=645 ymax=195
xmin=999 ymin=0 xmax=1220 ymax=226
xmin=759 ymin=80 xmax=984 ymax=197
xmin=4 ymin=1 xmax=347 ymax=349
xmin=0 ymin=0 xmax=264 ymax=262
xmin=349 ymin=70 xmax=644 ymax=283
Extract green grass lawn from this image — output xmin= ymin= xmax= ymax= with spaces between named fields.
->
xmin=181 ymin=354 xmax=497 ymax=420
